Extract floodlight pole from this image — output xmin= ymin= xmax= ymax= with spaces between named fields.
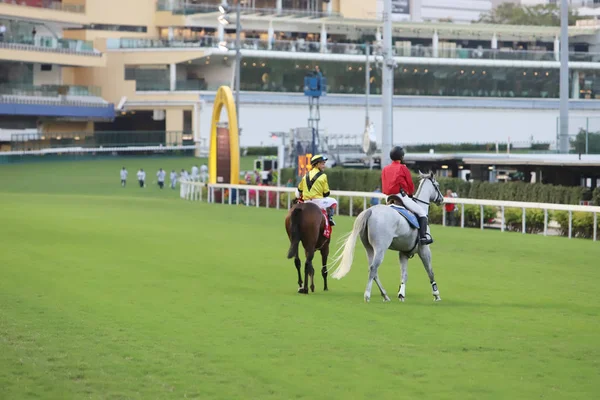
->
xmin=235 ymin=0 xmax=241 ymax=132
xmin=558 ymin=0 xmax=569 ymax=154
xmin=381 ymin=0 xmax=394 ymax=167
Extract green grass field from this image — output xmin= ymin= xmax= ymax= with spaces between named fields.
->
xmin=1 ymin=157 xmax=599 ymax=400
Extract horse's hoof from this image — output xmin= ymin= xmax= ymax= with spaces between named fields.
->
xmin=398 ymin=295 xmax=405 ymax=302
xmin=310 ymin=286 xmax=315 ymax=293
xmin=383 ymin=296 xmax=391 ymax=302
xmin=364 ymin=296 xmax=370 ymax=303
xmin=298 ymin=288 xmax=308 ymax=294
xmin=323 ymin=288 xmax=329 ymax=292
xmin=433 ymin=296 xmax=442 ymax=302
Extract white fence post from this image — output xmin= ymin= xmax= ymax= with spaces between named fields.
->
xmin=480 ymin=205 xmax=484 ymax=230
xmin=501 ymin=206 xmax=505 ymax=232
xmin=442 ymin=207 xmax=446 ymax=226
xmin=460 ymin=204 xmax=465 ymax=228
xmin=287 ymin=192 xmax=290 ymax=209
xmin=363 ymin=197 xmax=367 ymax=213
xmin=568 ymin=211 xmax=572 ymax=239
xmin=544 ymin=209 xmax=548 ymax=236
xmin=521 ymin=207 xmax=526 ymax=234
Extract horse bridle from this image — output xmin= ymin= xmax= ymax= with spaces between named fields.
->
xmin=413 ymin=177 xmax=444 ymax=206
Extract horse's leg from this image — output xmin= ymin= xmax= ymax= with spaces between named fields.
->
xmin=320 ymin=242 xmax=329 ymax=291
xmin=295 ymin=256 xmax=302 ymax=289
xmin=301 ymin=247 xmax=315 ymax=294
xmin=398 ymin=253 xmax=409 ymax=302
xmin=364 ymin=248 xmax=387 ymax=303
xmin=417 ymin=245 xmax=441 ymax=301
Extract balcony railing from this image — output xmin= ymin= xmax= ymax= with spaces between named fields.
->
xmin=0 ymin=84 xmax=102 ymax=98
xmin=108 ymin=36 xmax=600 ymax=63
xmin=156 ymin=0 xmax=340 ymax=18
xmin=0 ymin=35 xmax=100 ymax=56
xmin=0 ymin=0 xmax=85 ymax=13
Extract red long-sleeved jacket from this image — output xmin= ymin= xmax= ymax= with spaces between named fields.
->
xmin=381 ymin=161 xmax=414 ymax=196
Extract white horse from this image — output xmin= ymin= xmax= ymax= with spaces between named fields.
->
xmin=330 ymin=172 xmax=445 ymax=303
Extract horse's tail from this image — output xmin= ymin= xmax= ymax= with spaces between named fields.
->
xmin=286 ymin=207 xmax=303 ymax=259
xmin=330 ymin=207 xmax=373 ymax=279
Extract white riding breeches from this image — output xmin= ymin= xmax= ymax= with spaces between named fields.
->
xmin=395 ymin=193 xmax=426 ymax=218
xmin=307 ymin=197 xmax=338 ymax=210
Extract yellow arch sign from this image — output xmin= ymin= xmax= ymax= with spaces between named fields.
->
xmin=209 ymin=86 xmax=240 ymax=184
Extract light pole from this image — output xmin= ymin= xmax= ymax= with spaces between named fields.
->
xmin=218 ymin=1 xmax=242 ymax=132
xmin=558 ymin=0 xmax=569 ymax=154
xmin=381 ymin=0 xmax=394 ymax=167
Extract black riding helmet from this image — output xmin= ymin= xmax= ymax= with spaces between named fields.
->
xmin=390 ymin=146 xmax=405 ymax=161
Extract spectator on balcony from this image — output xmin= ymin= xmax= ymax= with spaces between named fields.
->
xmin=0 ymin=24 xmax=6 ymax=41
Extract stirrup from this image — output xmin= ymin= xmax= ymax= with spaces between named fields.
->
xmin=329 ymin=218 xmax=336 ymax=226
xmin=419 ymin=235 xmax=433 ymax=245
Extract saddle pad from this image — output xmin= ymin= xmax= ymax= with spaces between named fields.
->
xmin=321 ymin=209 xmax=331 ymax=239
xmin=389 ymin=204 xmax=420 ymax=229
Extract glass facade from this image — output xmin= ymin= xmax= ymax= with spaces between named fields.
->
xmin=236 ymin=58 xmax=565 ymax=98
xmin=131 ymin=56 xmax=600 ymax=100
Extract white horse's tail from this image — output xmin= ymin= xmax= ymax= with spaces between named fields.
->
xmin=330 ymin=208 xmax=373 ymax=279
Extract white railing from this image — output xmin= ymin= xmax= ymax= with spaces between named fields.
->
xmin=179 ymin=181 xmax=599 ymax=241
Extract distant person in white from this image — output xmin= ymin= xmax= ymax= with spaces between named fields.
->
xmin=191 ymin=165 xmax=199 ymax=181
xmin=200 ymin=164 xmax=208 ymax=183
xmin=157 ymin=168 xmax=166 ymax=189
xmin=170 ymin=170 xmax=178 ymax=189
xmin=180 ymin=169 xmax=189 ymax=181
xmin=137 ymin=169 xmax=146 ymax=188
xmin=120 ymin=167 xmax=128 ymax=187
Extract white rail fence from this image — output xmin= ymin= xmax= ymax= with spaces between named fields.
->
xmin=180 ymin=181 xmax=599 ymax=241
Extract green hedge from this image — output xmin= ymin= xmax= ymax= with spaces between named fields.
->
xmin=554 ymin=211 xmax=600 ymax=239
xmin=594 ymin=187 xmax=600 ymax=206
xmin=280 ymin=168 xmax=591 ymax=205
xmin=504 ymin=208 xmax=549 ymax=234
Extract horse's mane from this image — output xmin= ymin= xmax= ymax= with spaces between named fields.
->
xmin=417 ymin=170 xmax=434 ymax=181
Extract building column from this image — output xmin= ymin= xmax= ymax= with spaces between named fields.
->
xmin=326 ymin=0 xmax=332 ymax=15
xmin=554 ymin=36 xmax=560 ymax=62
xmin=320 ymin=24 xmax=327 ymax=53
xmin=268 ymin=21 xmax=274 ymax=50
xmin=276 ymin=0 xmax=282 ymax=13
xmin=491 ymin=33 xmax=498 ymax=49
xmin=166 ymin=109 xmax=184 ymax=146
xmin=170 ymin=63 xmax=176 ymax=91
xmin=218 ymin=24 xmax=225 ymax=42
xmin=411 ymin=0 xmax=422 ymax=22
xmin=571 ymin=70 xmax=580 ymax=99
xmin=193 ymin=102 xmax=203 ymax=157
xmin=168 ymin=27 xmax=174 ymax=40
xmin=432 ymin=30 xmax=439 ymax=57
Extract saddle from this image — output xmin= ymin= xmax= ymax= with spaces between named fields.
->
xmin=388 ymin=204 xmax=420 ymax=230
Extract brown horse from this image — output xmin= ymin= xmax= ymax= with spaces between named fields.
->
xmin=285 ymin=201 xmax=331 ymax=294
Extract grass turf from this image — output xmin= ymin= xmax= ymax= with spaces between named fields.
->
xmin=1 ymin=158 xmax=599 ymax=399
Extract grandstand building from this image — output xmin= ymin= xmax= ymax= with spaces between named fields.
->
xmin=3 ymin=0 xmax=600 ymax=151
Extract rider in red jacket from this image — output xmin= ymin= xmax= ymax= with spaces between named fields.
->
xmin=381 ymin=146 xmax=433 ymax=246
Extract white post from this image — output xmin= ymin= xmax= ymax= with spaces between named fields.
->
xmin=221 ymin=188 xmax=224 ymax=204
xmin=266 ymin=189 xmax=270 ymax=208
xmin=568 ymin=210 xmax=572 ymax=239
xmin=287 ymin=192 xmax=290 ymax=209
xmin=480 ymin=205 xmax=484 ymax=230
xmin=168 ymin=27 xmax=174 ymax=41
xmin=170 ymin=63 xmax=176 ymax=91
xmin=277 ymin=192 xmax=280 ymax=210
xmin=320 ymin=24 xmax=327 ymax=53
xmin=442 ymin=207 xmax=446 ymax=226
xmin=491 ymin=33 xmax=498 ymax=50
xmin=594 ymin=212 xmax=597 ymax=241
xmin=522 ymin=207 xmax=526 ymax=234
xmin=544 ymin=209 xmax=548 ymax=236
xmin=554 ymin=36 xmax=560 ymax=62
xmin=571 ymin=71 xmax=580 ymax=99
xmin=228 ymin=188 xmax=232 ymax=205
xmin=349 ymin=196 xmax=353 ymax=216
xmin=276 ymin=0 xmax=282 ymax=13
xmin=501 ymin=206 xmax=505 ymax=232
xmin=363 ymin=197 xmax=367 ymax=212
xmin=327 ymin=0 xmax=332 ymax=15
xmin=432 ymin=30 xmax=439 ymax=58
xmin=267 ymin=21 xmax=274 ymax=50
xmin=460 ymin=204 xmax=465 ymax=228
xmin=255 ymin=189 xmax=259 ymax=207
xmin=246 ymin=189 xmax=250 ymax=206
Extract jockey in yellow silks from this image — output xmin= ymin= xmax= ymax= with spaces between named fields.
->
xmin=295 ymin=154 xmax=338 ymax=226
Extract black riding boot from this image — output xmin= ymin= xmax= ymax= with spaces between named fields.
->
xmin=327 ymin=207 xmax=336 ymax=226
xmin=418 ymin=216 xmax=433 ymax=245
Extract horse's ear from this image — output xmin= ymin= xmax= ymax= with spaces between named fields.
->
xmin=430 ymin=171 xmax=434 ymax=178
xmin=418 ymin=169 xmax=423 ymax=176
